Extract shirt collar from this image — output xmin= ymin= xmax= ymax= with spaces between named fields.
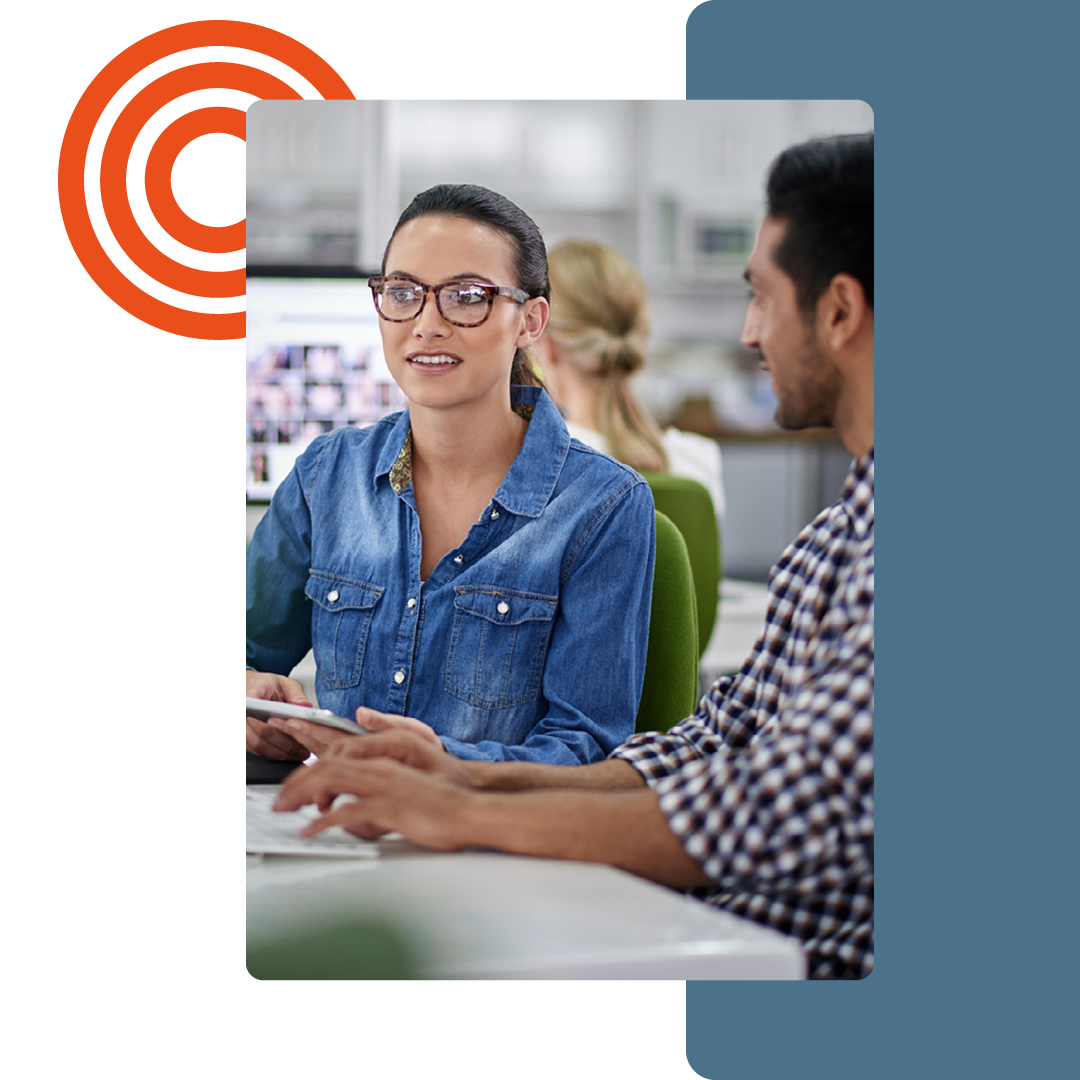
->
xmin=373 ymin=386 xmax=570 ymax=516
xmin=374 ymin=409 xmax=416 ymax=493
xmin=496 ymin=386 xmax=569 ymax=518
xmin=844 ymin=447 xmax=874 ymax=538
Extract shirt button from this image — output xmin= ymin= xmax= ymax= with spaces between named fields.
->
xmin=393 ymin=670 xmax=405 ymax=685
xmin=453 ymin=554 xmax=463 ymax=564
xmin=491 ymin=509 xmax=500 ymax=519
xmin=327 ymin=590 xmax=339 ymax=603
xmin=407 ymin=597 xmax=416 ymax=610
xmin=497 ymin=601 xmax=509 ymax=615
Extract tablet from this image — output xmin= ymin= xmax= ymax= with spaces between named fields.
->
xmin=245 ymin=697 xmax=369 ymax=736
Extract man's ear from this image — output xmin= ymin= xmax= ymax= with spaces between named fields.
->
xmin=817 ymin=273 xmax=870 ymax=352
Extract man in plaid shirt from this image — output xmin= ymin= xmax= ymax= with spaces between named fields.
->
xmin=271 ymin=133 xmax=875 ymax=979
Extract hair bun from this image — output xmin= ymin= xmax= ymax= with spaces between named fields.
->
xmin=600 ymin=333 xmax=644 ymax=376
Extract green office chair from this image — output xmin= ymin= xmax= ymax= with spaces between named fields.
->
xmin=640 ymin=472 xmax=721 ymax=659
xmin=636 ymin=510 xmax=699 ymax=734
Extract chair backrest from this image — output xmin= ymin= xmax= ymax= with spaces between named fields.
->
xmin=640 ymin=472 xmax=721 ymax=658
xmin=636 ymin=510 xmax=699 ymax=734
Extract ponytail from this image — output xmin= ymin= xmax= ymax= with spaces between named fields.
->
xmin=546 ymin=241 xmax=669 ymax=473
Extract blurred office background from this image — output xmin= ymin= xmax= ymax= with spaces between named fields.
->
xmin=246 ymin=99 xmax=873 ymax=582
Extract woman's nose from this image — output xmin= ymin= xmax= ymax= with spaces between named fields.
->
xmin=413 ymin=290 xmax=451 ymax=336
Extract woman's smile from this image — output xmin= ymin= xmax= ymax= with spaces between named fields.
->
xmin=406 ymin=350 xmax=463 ymax=370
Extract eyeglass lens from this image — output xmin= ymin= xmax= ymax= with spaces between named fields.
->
xmin=377 ymin=280 xmax=492 ymax=325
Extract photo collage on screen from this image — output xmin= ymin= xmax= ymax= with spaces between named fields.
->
xmin=245 ymin=276 xmax=406 ymax=498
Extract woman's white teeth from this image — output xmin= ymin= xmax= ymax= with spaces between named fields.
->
xmin=411 ymin=355 xmax=461 ymax=365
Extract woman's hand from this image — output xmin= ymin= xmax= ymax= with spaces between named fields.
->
xmin=246 ymin=671 xmax=312 ymax=761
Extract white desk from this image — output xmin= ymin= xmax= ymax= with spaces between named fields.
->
xmin=248 ymin=820 xmax=805 ymax=980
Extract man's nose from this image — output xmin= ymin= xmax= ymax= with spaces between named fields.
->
xmin=740 ymin=306 xmax=758 ymax=351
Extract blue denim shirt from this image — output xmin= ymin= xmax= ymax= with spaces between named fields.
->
xmin=247 ymin=386 xmax=655 ymax=763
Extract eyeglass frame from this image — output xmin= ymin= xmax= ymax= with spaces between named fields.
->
xmin=368 ymin=275 xmax=531 ymax=328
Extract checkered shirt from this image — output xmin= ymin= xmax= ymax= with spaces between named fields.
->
xmin=613 ymin=450 xmax=874 ymax=979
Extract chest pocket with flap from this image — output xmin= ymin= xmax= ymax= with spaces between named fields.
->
xmin=445 ymin=586 xmax=558 ymax=709
xmin=305 ymin=573 xmax=384 ymax=690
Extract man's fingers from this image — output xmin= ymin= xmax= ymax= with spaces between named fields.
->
xmin=274 ymin=761 xmax=354 ymax=810
xmin=300 ymin=802 xmax=389 ymax=840
xmin=267 ymin=717 xmax=335 ymax=756
xmin=322 ymin=729 xmax=416 ymax=761
xmin=354 ymin=707 xmax=405 ymax=732
xmin=275 ymin=758 xmax=408 ymax=810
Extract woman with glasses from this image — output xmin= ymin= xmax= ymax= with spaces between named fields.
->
xmin=247 ymin=185 xmax=655 ymax=765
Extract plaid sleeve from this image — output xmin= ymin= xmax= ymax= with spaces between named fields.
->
xmin=618 ymin=451 xmax=874 ymax=977
xmin=654 ymin=556 xmax=873 ymax=898
xmin=611 ymin=586 xmax=803 ymax=782
xmin=609 ymin=677 xmax=735 ymax=779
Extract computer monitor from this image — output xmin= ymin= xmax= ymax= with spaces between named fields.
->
xmin=246 ymin=272 xmax=406 ymax=500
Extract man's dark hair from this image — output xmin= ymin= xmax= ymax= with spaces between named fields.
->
xmin=766 ymin=133 xmax=873 ymax=312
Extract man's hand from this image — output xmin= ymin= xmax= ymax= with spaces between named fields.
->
xmin=272 ymin=753 xmax=712 ymax=887
xmin=271 ymin=707 xmax=473 ymax=786
xmin=246 ymin=671 xmax=312 ymax=761
xmin=273 ymin=757 xmax=475 ymax=849
xmin=269 ymin=701 xmax=649 ymax=796
xmin=355 ymin=707 xmax=446 ymax=748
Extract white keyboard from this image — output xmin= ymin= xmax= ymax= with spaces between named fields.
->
xmin=246 ymin=785 xmax=380 ymax=858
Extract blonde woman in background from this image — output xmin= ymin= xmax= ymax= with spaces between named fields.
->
xmin=532 ymin=239 xmax=725 ymax=522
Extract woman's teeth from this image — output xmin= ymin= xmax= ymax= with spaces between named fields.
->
xmin=410 ymin=355 xmax=461 ymax=365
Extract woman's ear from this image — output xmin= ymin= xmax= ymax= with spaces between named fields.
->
xmin=517 ymin=296 xmax=549 ymax=348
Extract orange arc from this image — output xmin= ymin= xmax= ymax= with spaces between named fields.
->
xmin=82 ymin=19 xmax=358 ymax=99
xmin=135 ymin=62 xmax=306 ymax=100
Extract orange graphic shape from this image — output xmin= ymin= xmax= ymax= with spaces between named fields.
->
xmin=136 ymin=62 xmax=304 ymax=100
xmin=83 ymin=19 xmax=358 ymax=100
